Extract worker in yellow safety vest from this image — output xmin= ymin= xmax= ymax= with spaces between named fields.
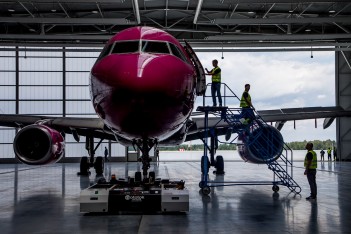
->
xmin=205 ymin=59 xmax=222 ymax=107
xmin=304 ymin=142 xmax=318 ymax=200
xmin=239 ymin=84 xmax=255 ymax=124
xmin=327 ymin=147 xmax=332 ymax=161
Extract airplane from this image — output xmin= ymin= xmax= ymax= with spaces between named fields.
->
xmin=0 ymin=26 xmax=350 ymax=178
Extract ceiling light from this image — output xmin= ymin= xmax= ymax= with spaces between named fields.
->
xmin=289 ymin=10 xmax=294 ymax=13
xmin=329 ymin=10 xmax=336 ymax=13
xmin=8 ymin=9 xmax=15 ymax=12
xmin=248 ymin=11 xmax=255 ymax=14
xmin=29 ymin=28 xmax=35 ymax=32
xmin=51 ymin=9 xmax=56 ymax=12
xmin=305 ymin=29 xmax=311 ymax=32
xmin=92 ymin=10 xmax=98 ymax=14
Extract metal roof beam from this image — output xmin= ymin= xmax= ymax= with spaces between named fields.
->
xmin=206 ymin=33 xmax=351 ymax=41
xmin=212 ymin=16 xmax=351 ymax=25
xmin=0 ymin=17 xmax=134 ymax=25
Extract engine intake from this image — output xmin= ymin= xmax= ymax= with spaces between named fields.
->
xmin=238 ymin=124 xmax=284 ymax=164
xmin=14 ymin=124 xmax=64 ymax=165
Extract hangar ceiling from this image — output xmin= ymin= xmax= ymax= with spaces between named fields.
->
xmin=0 ymin=0 xmax=351 ymax=51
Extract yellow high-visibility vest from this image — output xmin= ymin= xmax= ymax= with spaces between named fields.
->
xmin=212 ymin=66 xmax=221 ymax=83
xmin=304 ymin=150 xmax=317 ymax=169
xmin=240 ymin=91 xmax=251 ymax=108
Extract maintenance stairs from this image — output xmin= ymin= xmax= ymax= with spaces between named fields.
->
xmin=197 ymin=83 xmax=301 ymax=195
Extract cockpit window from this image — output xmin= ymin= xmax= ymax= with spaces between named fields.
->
xmin=95 ymin=43 xmax=113 ymax=63
xmin=111 ymin=41 xmax=139 ymax=54
xmin=142 ymin=41 xmax=170 ymax=54
xmin=169 ymin=43 xmax=188 ymax=62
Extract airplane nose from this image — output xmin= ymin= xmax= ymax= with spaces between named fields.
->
xmin=93 ymin=53 xmax=192 ymax=95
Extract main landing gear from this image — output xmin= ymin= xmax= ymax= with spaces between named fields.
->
xmin=78 ymin=136 xmax=105 ymax=176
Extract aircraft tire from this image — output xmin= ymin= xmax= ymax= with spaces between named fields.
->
xmin=79 ymin=156 xmax=90 ymax=175
xmin=149 ymin=171 xmax=155 ymax=182
xmin=215 ymin=155 xmax=224 ymax=174
xmin=135 ymin=171 xmax=142 ymax=182
xmin=94 ymin=156 xmax=104 ymax=175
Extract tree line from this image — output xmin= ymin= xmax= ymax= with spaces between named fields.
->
xmin=159 ymin=139 xmax=336 ymax=151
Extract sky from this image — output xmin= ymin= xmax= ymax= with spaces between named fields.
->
xmin=195 ymin=50 xmax=336 ymax=143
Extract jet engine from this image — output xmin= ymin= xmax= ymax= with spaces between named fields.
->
xmin=13 ymin=124 xmax=64 ymax=165
xmin=237 ymin=124 xmax=284 ymax=164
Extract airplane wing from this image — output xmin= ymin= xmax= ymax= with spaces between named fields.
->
xmin=0 ymin=114 xmax=116 ymax=141
xmin=186 ymin=106 xmax=351 ymax=141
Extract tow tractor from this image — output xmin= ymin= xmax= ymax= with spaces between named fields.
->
xmin=80 ymin=172 xmax=189 ymax=213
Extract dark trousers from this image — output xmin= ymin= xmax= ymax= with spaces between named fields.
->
xmin=241 ymin=107 xmax=255 ymax=120
xmin=211 ymin=82 xmax=222 ymax=106
xmin=307 ymin=169 xmax=317 ymax=198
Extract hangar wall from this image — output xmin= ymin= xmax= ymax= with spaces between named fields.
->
xmin=336 ymin=51 xmax=351 ymax=160
xmin=0 ymin=47 xmax=127 ymax=161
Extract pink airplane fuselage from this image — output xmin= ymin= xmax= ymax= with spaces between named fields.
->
xmin=90 ymin=27 xmax=196 ymax=142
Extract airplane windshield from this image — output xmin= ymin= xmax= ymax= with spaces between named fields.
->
xmin=141 ymin=41 xmax=170 ymax=54
xmin=111 ymin=41 xmax=139 ymax=54
xmin=169 ymin=43 xmax=187 ymax=62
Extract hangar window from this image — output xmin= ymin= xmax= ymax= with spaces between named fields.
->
xmin=169 ymin=43 xmax=187 ymax=62
xmin=142 ymin=41 xmax=170 ymax=54
xmin=111 ymin=41 xmax=139 ymax=54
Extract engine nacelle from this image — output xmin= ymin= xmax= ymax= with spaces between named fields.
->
xmin=14 ymin=124 xmax=64 ymax=165
xmin=238 ymin=124 xmax=284 ymax=164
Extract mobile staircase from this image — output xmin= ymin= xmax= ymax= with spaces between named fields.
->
xmin=197 ymin=83 xmax=301 ymax=195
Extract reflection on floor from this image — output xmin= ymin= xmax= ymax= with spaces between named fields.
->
xmin=0 ymin=160 xmax=350 ymax=233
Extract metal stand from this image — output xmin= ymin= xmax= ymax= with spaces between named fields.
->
xmin=198 ymin=83 xmax=301 ymax=195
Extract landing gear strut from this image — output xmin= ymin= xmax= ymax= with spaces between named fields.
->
xmin=133 ymin=138 xmax=157 ymax=176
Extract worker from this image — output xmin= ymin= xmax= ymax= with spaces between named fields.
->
xmin=239 ymin=84 xmax=255 ymax=124
xmin=304 ymin=142 xmax=318 ymax=200
xmin=205 ymin=59 xmax=222 ymax=107
xmin=104 ymin=146 xmax=109 ymax=162
xmin=333 ymin=146 xmax=337 ymax=161
xmin=327 ymin=147 xmax=332 ymax=161
xmin=320 ymin=149 xmax=325 ymax=161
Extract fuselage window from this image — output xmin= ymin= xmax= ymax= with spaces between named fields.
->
xmin=111 ymin=41 xmax=139 ymax=54
xmin=142 ymin=41 xmax=170 ymax=54
xmin=169 ymin=43 xmax=188 ymax=62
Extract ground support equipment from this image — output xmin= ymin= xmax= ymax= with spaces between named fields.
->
xmin=80 ymin=173 xmax=189 ymax=213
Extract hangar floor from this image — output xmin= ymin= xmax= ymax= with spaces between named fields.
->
xmin=0 ymin=160 xmax=350 ymax=234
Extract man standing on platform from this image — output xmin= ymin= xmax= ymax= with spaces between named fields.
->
xmin=239 ymin=84 xmax=255 ymax=124
xmin=205 ymin=59 xmax=222 ymax=107
xmin=304 ymin=142 xmax=318 ymax=200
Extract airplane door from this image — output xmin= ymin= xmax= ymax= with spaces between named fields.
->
xmin=183 ymin=41 xmax=206 ymax=96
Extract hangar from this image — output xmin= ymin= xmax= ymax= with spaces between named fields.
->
xmin=0 ymin=1 xmax=351 ymax=233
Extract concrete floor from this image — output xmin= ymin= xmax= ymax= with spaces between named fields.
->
xmin=0 ymin=160 xmax=350 ymax=234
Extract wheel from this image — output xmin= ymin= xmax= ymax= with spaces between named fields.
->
xmin=94 ymin=156 xmax=104 ymax=175
xmin=201 ymin=156 xmax=210 ymax=174
xmin=215 ymin=155 xmax=224 ymax=174
xmin=272 ymin=185 xmax=279 ymax=192
xmin=135 ymin=171 xmax=142 ymax=182
xmin=149 ymin=171 xmax=155 ymax=182
xmin=79 ymin=156 xmax=90 ymax=175
xmin=202 ymin=186 xmax=211 ymax=195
